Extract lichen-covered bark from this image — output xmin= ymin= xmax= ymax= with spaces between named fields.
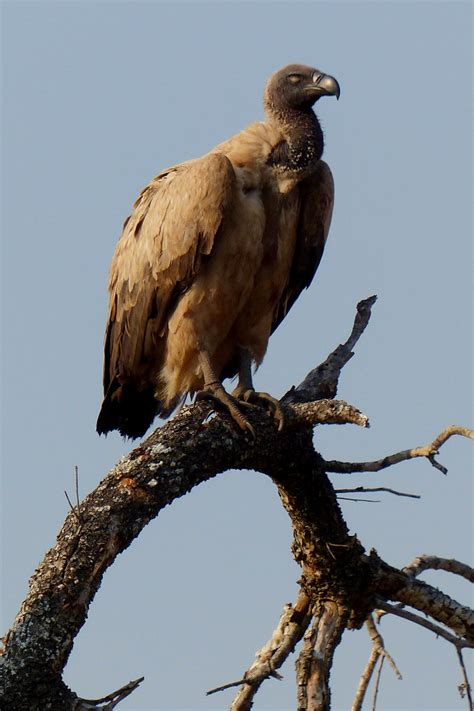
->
xmin=0 ymin=397 xmax=417 ymax=710
xmin=1 ymin=298 xmax=471 ymax=710
xmin=0 ymin=399 xmax=371 ymax=709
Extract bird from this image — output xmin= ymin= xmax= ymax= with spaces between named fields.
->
xmin=97 ymin=63 xmax=340 ymax=439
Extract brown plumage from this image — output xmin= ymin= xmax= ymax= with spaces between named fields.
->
xmin=97 ymin=64 xmax=340 ymax=438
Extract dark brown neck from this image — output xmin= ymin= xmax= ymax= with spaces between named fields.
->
xmin=266 ymin=105 xmax=324 ymax=172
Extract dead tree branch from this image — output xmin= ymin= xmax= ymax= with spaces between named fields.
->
xmin=352 ymin=615 xmax=402 ymax=711
xmin=335 ymin=487 xmax=420 ymax=500
xmin=282 ymin=295 xmax=377 ymax=403
xmin=456 ymin=648 xmax=473 ymax=710
xmin=394 ymin=578 xmax=474 ymax=642
xmin=1 ymin=296 xmax=472 ymax=710
xmin=325 ymin=425 xmax=474 ymax=475
xmin=72 ymin=677 xmax=144 ymax=710
xmin=403 ymin=555 xmax=474 ymax=583
xmin=376 ymin=601 xmax=473 ymax=649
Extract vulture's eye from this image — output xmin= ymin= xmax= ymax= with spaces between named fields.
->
xmin=287 ymin=74 xmax=303 ymax=84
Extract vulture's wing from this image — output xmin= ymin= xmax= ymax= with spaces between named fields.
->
xmin=271 ymin=160 xmax=334 ymax=333
xmin=101 ymin=152 xmax=236 ymax=401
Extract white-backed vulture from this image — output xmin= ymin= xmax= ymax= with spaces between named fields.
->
xmin=97 ymin=64 xmax=340 ymax=438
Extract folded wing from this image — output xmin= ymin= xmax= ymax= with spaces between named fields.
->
xmin=272 ymin=161 xmax=334 ymax=333
xmin=97 ymin=153 xmax=236 ymax=436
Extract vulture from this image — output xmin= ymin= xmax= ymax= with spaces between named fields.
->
xmin=97 ymin=64 xmax=340 ymax=438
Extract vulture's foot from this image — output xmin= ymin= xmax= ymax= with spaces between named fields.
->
xmin=232 ymin=387 xmax=285 ymax=431
xmin=196 ymin=382 xmax=256 ymax=437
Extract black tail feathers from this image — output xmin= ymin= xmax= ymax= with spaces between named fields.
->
xmin=96 ymin=381 xmax=159 ymax=439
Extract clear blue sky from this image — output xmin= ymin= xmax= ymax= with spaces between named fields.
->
xmin=2 ymin=1 xmax=472 ymax=709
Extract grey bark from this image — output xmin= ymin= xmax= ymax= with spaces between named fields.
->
xmin=1 ymin=297 xmax=471 ymax=710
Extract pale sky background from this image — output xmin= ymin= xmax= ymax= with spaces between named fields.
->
xmin=1 ymin=1 xmax=472 ymax=710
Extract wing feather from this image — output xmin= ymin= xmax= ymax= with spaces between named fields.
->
xmin=102 ymin=152 xmax=236 ymax=395
xmin=271 ymin=160 xmax=334 ymax=333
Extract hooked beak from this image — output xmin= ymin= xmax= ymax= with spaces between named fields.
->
xmin=307 ymin=72 xmax=341 ymax=100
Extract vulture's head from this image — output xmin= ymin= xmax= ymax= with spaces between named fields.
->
xmin=265 ymin=64 xmax=340 ymax=113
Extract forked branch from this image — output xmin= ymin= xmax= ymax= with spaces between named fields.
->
xmin=325 ymin=425 xmax=474 ymax=475
xmin=352 ymin=616 xmax=401 ymax=711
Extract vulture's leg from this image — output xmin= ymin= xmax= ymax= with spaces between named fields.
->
xmin=196 ymin=348 xmax=255 ymax=436
xmin=232 ymin=347 xmax=285 ymax=431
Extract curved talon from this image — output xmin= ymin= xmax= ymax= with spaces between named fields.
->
xmin=196 ymin=385 xmax=255 ymax=437
xmin=233 ymin=388 xmax=285 ymax=431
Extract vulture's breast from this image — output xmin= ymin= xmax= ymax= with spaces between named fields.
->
xmin=231 ymin=185 xmax=301 ymax=363
xmin=166 ymin=166 xmax=266 ymax=354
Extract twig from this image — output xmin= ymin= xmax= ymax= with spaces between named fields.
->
xmin=456 ymin=648 xmax=473 ymax=711
xmin=75 ymin=465 xmax=82 ymax=522
xmin=352 ymin=616 xmax=401 ymax=711
xmin=64 ymin=466 xmax=83 ymax=527
xmin=376 ymin=601 xmax=473 ymax=649
xmin=367 ymin=615 xmax=401 ymax=679
xmin=64 ymin=490 xmax=80 ymax=522
xmin=73 ymin=676 xmax=144 ymax=710
xmin=337 ymin=497 xmax=380 ymax=503
xmin=325 ymin=425 xmax=474 ymax=475
xmin=427 ymin=454 xmax=448 ymax=474
xmin=352 ymin=646 xmax=379 ymax=711
xmin=370 ymin=656 xmax=384 ymax=711
xmin=206 ymin=591 xmax=311 ymax=709
xmin=208 ymin=678 xmax=255 ymax=695
xmin=403 ymin=555 xmax=474 ymax=583
xmin=336 ymin=487 xmax=420 ymax=500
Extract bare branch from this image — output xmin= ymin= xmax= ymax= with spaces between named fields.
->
xmin=394 ymin=578 xmax=474 ymax=642
xmin=352 ymin=616 xmax=401 ymax=711
xmin=64 ymin=489 xmax=81 ymax=524
xmin=215 ymin=590 xmax=312 ymax=710
xmin=336 ymin=487 xmax=420 ymax=500
xmin=352 ymin=646 xmax=379 ymax=711
xmin=208 ymin=678 xmax=262 ymax=697
xmin=418 ymin=425 xmax=474 ymax=453
xmin=376 ymin=601 xmax=473 ymax=649
xmin=337 ymin=497 xmax=380 ymax=503
xmin=370 ymin=655 xmax=384 ymax=711
xmin=64 ymin=466 xmax=83 ymax=527
xmin=325 ymin=425 xmax=474 ymax=475
xmin=283 ymin=295 xmax=377 ymax=404
xmin=75 ymin=465 xmax=83 ymax=523
xmin=456 ymin=648 xmax=473 ymax=711
xmin=367 ymin=615 xmax=402 ymax=679
xmin=73 ymin=677 xmax=144 ymax=710
xmin=403 ymin=555 xmax=474 ymax=583
xmin=2 ymin=291 xmax=470 ymax=709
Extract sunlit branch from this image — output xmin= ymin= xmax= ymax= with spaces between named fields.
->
xmin=325 ymin=425 xmax=474 ymax=475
